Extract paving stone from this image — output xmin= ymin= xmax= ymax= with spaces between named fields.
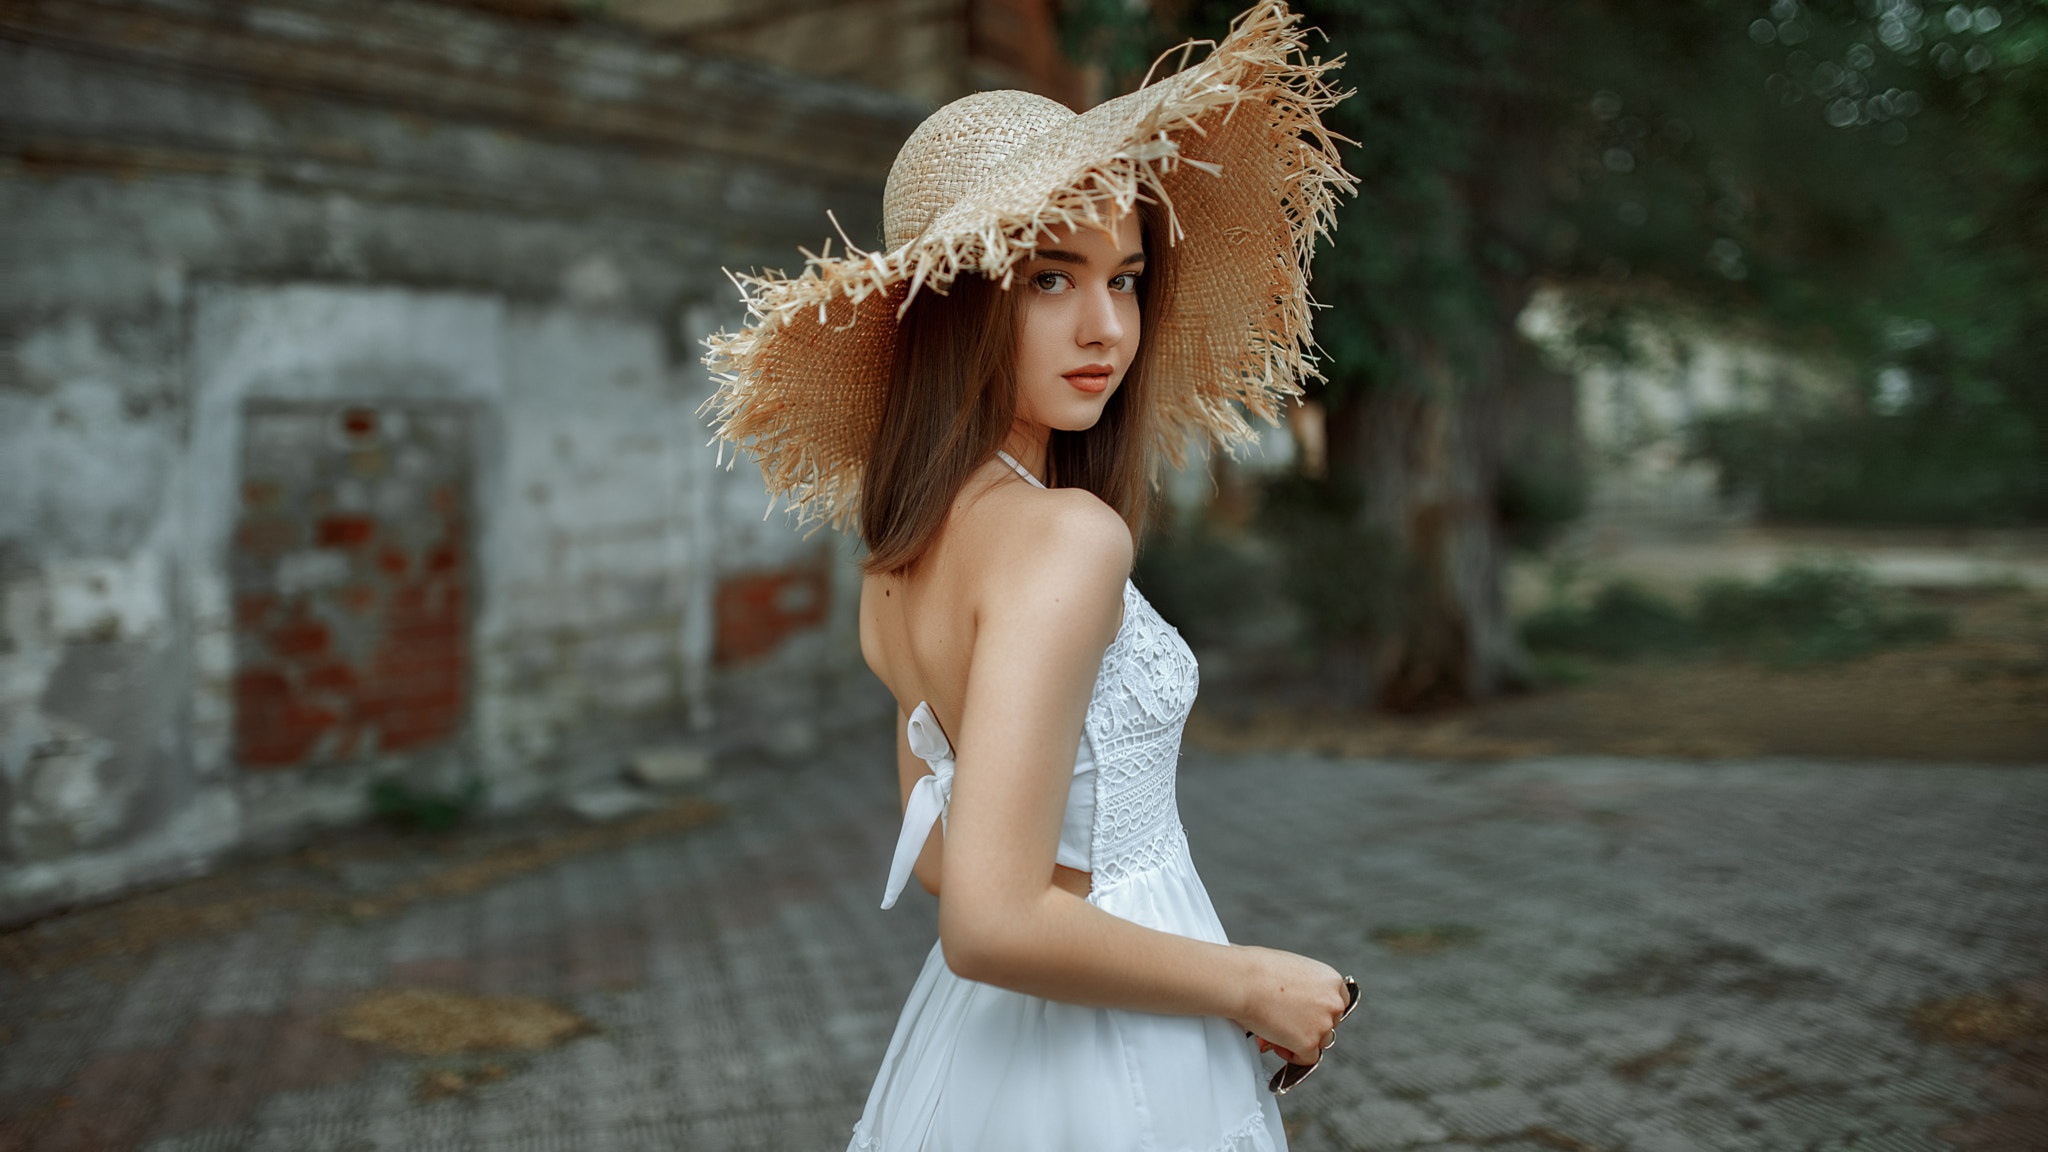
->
xmin=1324 ymin=1096 xmax=1450 ymax=1148
xmin=1540 ymin=1073 xmax=1641 ymax=1136
xmin=1616 ymin=1123 xmax=1710 ymax=1152
xmin=1482 ymin=1038 xmax=1584 ymax=1086
xmin=1430 ymin=1083 xmax=1551 ymax=1140
xmin=1370 ymin=1051 xmax=1486 ymax=1096
xmin=5 ymin=751 xmax=2045 ymax=1151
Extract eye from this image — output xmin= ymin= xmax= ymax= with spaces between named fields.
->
xmin=1111 ymin=272 xmax=1143 ymax=294
xmin=1032 ymin=270 xmax=1072 ymax=293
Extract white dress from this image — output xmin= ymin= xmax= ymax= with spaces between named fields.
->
xmin=849 ymin=457 xmax=1285 ymax=1152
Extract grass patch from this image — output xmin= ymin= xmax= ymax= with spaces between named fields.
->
xmin=1522 ymin=560 xmax=1950 ymax=666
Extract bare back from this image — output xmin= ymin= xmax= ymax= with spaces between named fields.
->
xmin=858 ymin=456 xmax=1131 ymax=898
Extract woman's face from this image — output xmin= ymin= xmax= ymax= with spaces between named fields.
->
xmin=1011 ymin=209 xmax=1145 ymax=434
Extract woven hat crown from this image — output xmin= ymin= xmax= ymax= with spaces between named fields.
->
xmin=882 ymin=91 xmax=1077 ymax=250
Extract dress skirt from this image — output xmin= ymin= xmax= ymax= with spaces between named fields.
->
xmin=848 ymin=834 xmax=1286 ymax=1152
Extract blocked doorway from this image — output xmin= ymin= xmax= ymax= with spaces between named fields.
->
xmin=231 ymin=400 xmax=473 ymax=769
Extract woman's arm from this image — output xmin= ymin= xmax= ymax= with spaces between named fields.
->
xmin=936 ymin=491 xmax=1348 ymax=1058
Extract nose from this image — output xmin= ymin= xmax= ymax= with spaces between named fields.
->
xmin=1075 ymin=280 xmax=1127 ymax=350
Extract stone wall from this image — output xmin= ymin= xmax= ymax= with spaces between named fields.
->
xmin=0 ymin=0 xmax=925 ymax=921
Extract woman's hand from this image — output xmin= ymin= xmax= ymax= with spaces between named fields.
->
xmin=1234 ymin=946 xmax=1351 ymax=1063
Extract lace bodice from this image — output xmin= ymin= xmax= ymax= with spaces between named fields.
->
xmin=1083 ymin=578 xmax=1199 ymax=893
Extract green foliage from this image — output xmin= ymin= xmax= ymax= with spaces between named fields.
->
xmin=1522 ymin=649 xmax=1596 ymax=688
xmin=1693 ymin=561 xmax=1951 ymax=662
xmin=1063 ymin=0 xmax=2048 ymax=522
xmin=1497 ymin=460 xmax=1591 ymax=551
xmin=1523 ymin=559 xmax=1950 ymax=665
xmin=369 ymin=776 xmax=485 ymax=833
xmin=1133 ymin=518 xmax=1269 ymax=646
xmin=1259 ymin=474 xmax=1404 ymax=647
xmin=1523 ymin=579 xmax=1697 ymax=658
xmin=1691 ymin=407 xmax=2045 ymax=525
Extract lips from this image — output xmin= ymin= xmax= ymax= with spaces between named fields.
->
xmin=1063 ymin=364 xmax=1113 ymax=394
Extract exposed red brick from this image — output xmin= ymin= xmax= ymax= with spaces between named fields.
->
xmin=336 ymin=582 xmax=379 ymax=614
xmin=303 ymin=661 xmax=358 ymax=695
xmin=233 ymin=592 xmax=279 ymax=627
xmin=388 ymin=580 xmax=460 ymax=613
xmin=234 ymin=519 xmax=298 ymax=557
xmin=234 ymin=403 xmax=474 ymax=770
xmin=315 ymin=515 xmax=375 ymax=548
xmin=233 ymin=667 xmax=291 ymax=704
xmin=715 ymin=567 xmax=830 ymax=665
xmin=376 ymin=707 xmax=462 ymax=752
xmin=372 ymin=645 xmax=465 ymax=677
xmin=381 ymin=613 xmax=456 ymax=638
xmin=387 ymin=689 xmax=464 ymax=716
xmin=234 ymin=668 xmax=337 ymax=768
xmin=382 ymin=625 xmax=463 ymax=649
xmin=269 ymin=615 xmax=330 ymax=659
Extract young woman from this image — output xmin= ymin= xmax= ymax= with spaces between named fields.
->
xmin=703 ymin=5 xmax=1358 ymax=1148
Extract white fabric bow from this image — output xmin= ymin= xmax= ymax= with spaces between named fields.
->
xmin=881 ymin=701 xmax=955 ymax=909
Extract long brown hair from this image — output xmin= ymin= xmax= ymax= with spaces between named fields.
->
xmin=860 ymin=206 xmax=1166 ymax=574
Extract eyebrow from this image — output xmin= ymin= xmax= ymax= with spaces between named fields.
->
xmin=1033 ymin=249 xmax=1148 ymax=268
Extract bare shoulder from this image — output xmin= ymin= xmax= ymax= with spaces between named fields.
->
xmin=943 ymin=479 xmax=1128 ymax=656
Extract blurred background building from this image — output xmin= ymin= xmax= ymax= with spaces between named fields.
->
xmin=0 ymin=0 xmax=1087 ymax=921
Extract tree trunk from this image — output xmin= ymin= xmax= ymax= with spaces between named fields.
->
xmin=1326 ymin=330 xmax=1521 ymax=711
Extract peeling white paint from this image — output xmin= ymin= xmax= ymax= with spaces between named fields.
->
xmin=46 ymin=553 xmax=167 ymax=642
xmin=14 ymin=716 xmax=124 ymax=852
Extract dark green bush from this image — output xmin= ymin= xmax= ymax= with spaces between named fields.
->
xmin=1523 ymin=560 xmax=1950 ymax=666
xmin=1133 ymin=520 xmax=1268 ymax=646
xmin=1694 ymin=562 xmax=1950 ymax=664
xmin=1260 ymin=475 xmax=1403 ymax=648
xmin=1691 ymin=410 xmax=2044 ymax=527
xmin=1521 ymin=580 xmax=1696 ymax=659
xmin=369 ymin=775 xmax=485 ymax=832
xmin=1497 ymin=461 xmax=1591 ymax=553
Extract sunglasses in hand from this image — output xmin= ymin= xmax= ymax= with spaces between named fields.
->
xmin=1267 ymin=976 xmax=1361 ymax=1095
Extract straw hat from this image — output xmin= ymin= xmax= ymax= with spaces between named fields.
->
xmin=701 ymin=0 xmax=1354 ymax=528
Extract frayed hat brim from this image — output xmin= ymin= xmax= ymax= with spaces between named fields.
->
xmin=701 ymin=0 xmax=1355 ymax=529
